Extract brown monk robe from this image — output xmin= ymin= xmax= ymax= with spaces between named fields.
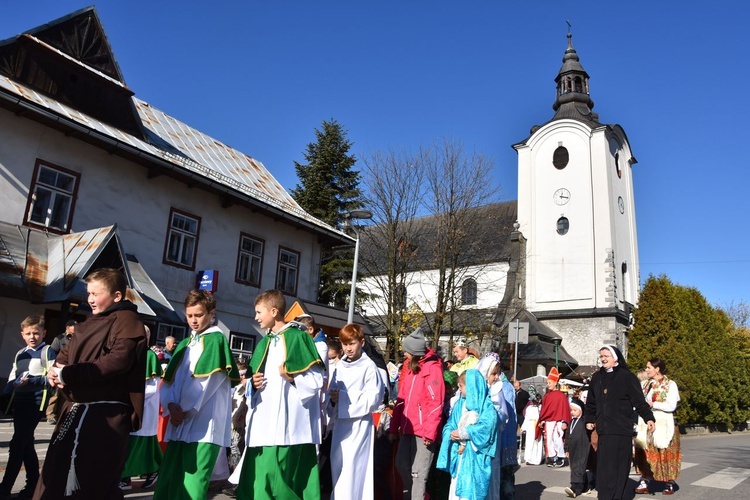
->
xmin=33 ymin=300 xmax=147 ymax=500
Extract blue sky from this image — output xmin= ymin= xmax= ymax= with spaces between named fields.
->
xmin=3 ymin=1 xmax=749 ymax=309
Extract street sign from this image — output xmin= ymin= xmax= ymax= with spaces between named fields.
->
xmin=509 ymin=321 xmax=529 ymax=344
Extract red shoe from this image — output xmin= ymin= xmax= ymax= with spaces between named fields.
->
xmin=634 ymin=479 xmax=649 ymax=494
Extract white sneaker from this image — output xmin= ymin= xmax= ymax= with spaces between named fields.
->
xmin=564 ymin=486 xmax=577 ymax=498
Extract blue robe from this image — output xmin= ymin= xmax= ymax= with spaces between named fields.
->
xmin=437 ymin=370 xmax=498 ymax=500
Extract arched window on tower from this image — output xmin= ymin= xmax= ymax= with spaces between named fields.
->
xmin=615 ymin=152 xmax=622 ymax=179
xmin=461 ymin=278 xmax=477 ymax=306
xmin=574 ymin=76 xmax=583 ymax=93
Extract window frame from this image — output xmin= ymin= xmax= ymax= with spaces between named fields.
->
xmin=23 ymin=159 xmax=81 ymax=234
xmin=156 ymin=323 xmax=187 ymax=344
xmin=235 ymin=232 xmax=265 ymax=287
xmin=461 ymin=277 xmax=478 ymax=306
xmin=162 ymin=208 xmax=201 ymax=271
xmin=229 ymin=331 xmax=256 ymax=358
xmin=275 ymin=246 xmax=300 ymax=296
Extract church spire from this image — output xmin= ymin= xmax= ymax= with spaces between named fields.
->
xmin=551 ymin=28 xmax=598 ymax=123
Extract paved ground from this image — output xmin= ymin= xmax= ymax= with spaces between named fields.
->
xmin=0 ymin=416 xmax=233 ymax=499
xmin=3 ymin=416 xmax=750 ymax=499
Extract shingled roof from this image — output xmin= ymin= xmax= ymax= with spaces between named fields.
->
xmin=360 ymin=200 xmax=517 ymax=276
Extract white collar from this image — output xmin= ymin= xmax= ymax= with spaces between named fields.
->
xmin=23 ymin=342 xmax=46 ymax=352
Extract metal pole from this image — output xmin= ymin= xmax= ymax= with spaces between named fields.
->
xmin=555 ymin=340 xmax=559 ymax=370
xmin=347 ymin=226 xmax=361 ymax=324
xmin=513 ymin=318 xmax=519 ymax=381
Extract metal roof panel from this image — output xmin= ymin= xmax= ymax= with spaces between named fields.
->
xmin=0 ymin=75 xmax=351 ymax=242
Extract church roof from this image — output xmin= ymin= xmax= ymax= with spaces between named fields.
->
xmin=361 ymin=200 xmax=518 ymax=275
xmin=508 ymin=309 xmax=563 ymax=341
xmin=507 ymin=309 xmax=579 ymax=368
xmin=0 ymin=7 xmax=351 ymax=246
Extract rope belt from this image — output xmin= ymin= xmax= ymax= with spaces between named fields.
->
xmin=55 ymin=401 xmax=128 ymax=496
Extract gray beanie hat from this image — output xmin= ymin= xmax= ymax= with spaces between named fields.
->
xmin=402 ymin=327 xmax=427 ymax=356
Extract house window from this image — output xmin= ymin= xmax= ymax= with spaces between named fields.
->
xmin=163 ymin=208 xmax=201 ymax=270
xmin=230 ymin=331 xmax=255 ymax=358
xmin=157 ymin=324 xmax=187 ymax=344
xmin=276 ymin=247 xmax=300 ymax=295
xmin=236 ymin=233 xmax=264 ymax=286
xmin=461 ymin=278 xmax=478 ymax=306
xmin=24 ymin=160 xmax=80 ymax=233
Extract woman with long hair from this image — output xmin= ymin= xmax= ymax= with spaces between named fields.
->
xmin=634 ymin=358 xmax=681 ymax=495
xmin=388 ymin=328 xmax=445 ymax=499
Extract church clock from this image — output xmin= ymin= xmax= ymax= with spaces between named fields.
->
xmin=553 ymin=188 xmax=571 ymax=205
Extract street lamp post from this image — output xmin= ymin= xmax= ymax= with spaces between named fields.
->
xmin=346 ymin=209 xmax=372 ymax=324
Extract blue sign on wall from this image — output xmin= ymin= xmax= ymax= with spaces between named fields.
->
xmin=197 ymin=270 xmax=218 ymax=292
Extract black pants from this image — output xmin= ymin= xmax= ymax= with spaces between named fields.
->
xmin=0 ymin=402 xmax=42 ymax=493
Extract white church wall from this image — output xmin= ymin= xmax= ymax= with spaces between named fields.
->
xmin=518 ymin=120 xmax=598 ymax=311
xmin=359 ymin=262 xmax=509 ymax=318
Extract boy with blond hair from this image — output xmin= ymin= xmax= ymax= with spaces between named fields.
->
xmin=0 ymin=316 xmax=55 ymax=499
xmin=237 ymin=290 xmax=325 ymax=500
xmin=36 ymin=268 xmax=148 ymax=499
xmin=154 ymin=290 xmax=239 ymax=499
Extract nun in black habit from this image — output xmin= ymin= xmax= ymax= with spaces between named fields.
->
xmin=584 ymin=345 xmax=655 ymax=500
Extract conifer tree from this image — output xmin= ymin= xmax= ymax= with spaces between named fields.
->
xmin=629 ymin=275 xmax=750 ymax=427
xmin=292 ymin=119 xmax=363 ymax=307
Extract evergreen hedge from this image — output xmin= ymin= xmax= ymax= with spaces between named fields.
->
xmin=628 ymin=275 xmax=750 ymax=428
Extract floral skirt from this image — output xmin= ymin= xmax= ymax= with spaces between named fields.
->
xmin=634 ymin=425 xmax=681 ymax=482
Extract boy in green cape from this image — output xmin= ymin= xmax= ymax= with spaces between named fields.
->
xmin=237 ymin=290 xmax=325 ymax=500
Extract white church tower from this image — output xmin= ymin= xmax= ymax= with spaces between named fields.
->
xmin=514 ymin=33 xmax=640 ymax=367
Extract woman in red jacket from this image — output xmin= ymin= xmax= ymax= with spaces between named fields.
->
xmin=389 ymin=328 xmax=445 ymax=499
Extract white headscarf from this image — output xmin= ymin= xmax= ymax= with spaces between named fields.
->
xmin=600 ymin=345 xmax=619 ymax=363
xmin=476 ymin=352 xmax=500 ymax=381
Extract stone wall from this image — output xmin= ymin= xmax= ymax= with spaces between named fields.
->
xmin=540 ymin=316 xmax=629 ymax=368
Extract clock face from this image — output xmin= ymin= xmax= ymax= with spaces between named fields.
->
xmin=553 ymin=188 xmax=571 ymax=205
xmin=618 ymin=196 xmax=625 ymax=214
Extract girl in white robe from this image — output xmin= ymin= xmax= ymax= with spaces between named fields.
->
xmin=327 ymin=323 xmax=385 ymax=500
xmin=521 ymin=397 xmax=544 ymax=465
